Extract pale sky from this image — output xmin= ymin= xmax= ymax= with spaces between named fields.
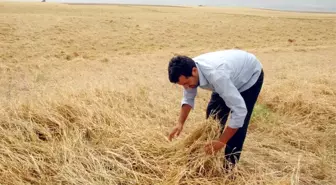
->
xmin=3 ymin=0 xmax=336 ymax=12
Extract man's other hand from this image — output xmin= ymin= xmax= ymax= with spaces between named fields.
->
xmin=204 ymin=140 xmax=226 ymax=155
xmin=168 ymin=123 xmax=184 ymax=141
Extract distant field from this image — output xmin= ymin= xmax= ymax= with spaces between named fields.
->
xmin=0 ymin=2 xmax=335 ymax=185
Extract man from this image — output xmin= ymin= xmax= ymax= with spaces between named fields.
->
xmin=167 ymin=49 xmax=264 ymax=168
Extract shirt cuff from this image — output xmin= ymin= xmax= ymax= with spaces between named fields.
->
xmin=181 ymin=99 xmax=195 ymax=109
xmin=227 ymin=117 xmax=245 ymax=128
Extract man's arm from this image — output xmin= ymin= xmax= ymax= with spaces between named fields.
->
xmin=169 ymin=88 xmax=197 ymax=141
xmin=168 ymin=104 xmax=192 ymax=141
xmin=211 ymin=71 xmax=247 ymax=129
xmin=205 ymin=71 xmax=247 ymax=154
xmin=205 ymin=126 xmax=238 ymax=154
xmin=179 ymin=87 xmax=197 ymax=125
xmin=178 ymin=104 xmax=192 ymax=126
xmin=218 ymin=126 xmax=238 ymax=144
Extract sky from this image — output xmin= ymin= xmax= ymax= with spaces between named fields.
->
xmin=4 ymin=0 xmax=336 ymax=12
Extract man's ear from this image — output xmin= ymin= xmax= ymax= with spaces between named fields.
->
xmin=192 ymin=67 xmax=198 ymax=76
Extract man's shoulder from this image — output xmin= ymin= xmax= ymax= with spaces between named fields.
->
xmin=192 ymin=49 xmax=250 ymax=60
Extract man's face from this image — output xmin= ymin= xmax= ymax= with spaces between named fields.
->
xmin=177 ymin=67 xmax=199 ymax=89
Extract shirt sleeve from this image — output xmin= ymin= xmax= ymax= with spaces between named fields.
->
xmin=210 ymin=71 xmax=247 ymax=128
xmin=181 ymin=88 xmax=197 ymax=109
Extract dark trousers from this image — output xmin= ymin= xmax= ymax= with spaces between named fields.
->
xmin=206 ymin=70 xmax=264 ymax=166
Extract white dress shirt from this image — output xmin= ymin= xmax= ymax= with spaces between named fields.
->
xmin=181 ymin=49 xmax=263 ymax=128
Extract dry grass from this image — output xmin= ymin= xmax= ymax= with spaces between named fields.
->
xmin=0 ymin=2 xmax=336 ymax=185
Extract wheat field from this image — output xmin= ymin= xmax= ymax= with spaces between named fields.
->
xmin=0 ymin=2 xmax=336 ymax=185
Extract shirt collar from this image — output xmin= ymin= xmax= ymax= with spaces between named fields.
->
xmin=196 ymin=62 xmax=208 ymax=87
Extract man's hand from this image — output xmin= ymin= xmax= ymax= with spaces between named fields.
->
xmin=168 ymin=123 xmax=184 ymax=141
xmin=204 ymin=140 xmax=226 ymax=155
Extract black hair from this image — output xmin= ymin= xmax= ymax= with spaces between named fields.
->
xmin=168 ymin=55 xmax=196 ymax=83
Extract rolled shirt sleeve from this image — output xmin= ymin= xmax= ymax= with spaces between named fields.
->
xmin=210 ymin=71 xmax=247 ymax=128
xmin=181 ymin=88 xmax=197 ymax=109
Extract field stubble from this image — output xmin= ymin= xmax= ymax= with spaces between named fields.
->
xmin=0 ymin=2 xmax=335 ymax=185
